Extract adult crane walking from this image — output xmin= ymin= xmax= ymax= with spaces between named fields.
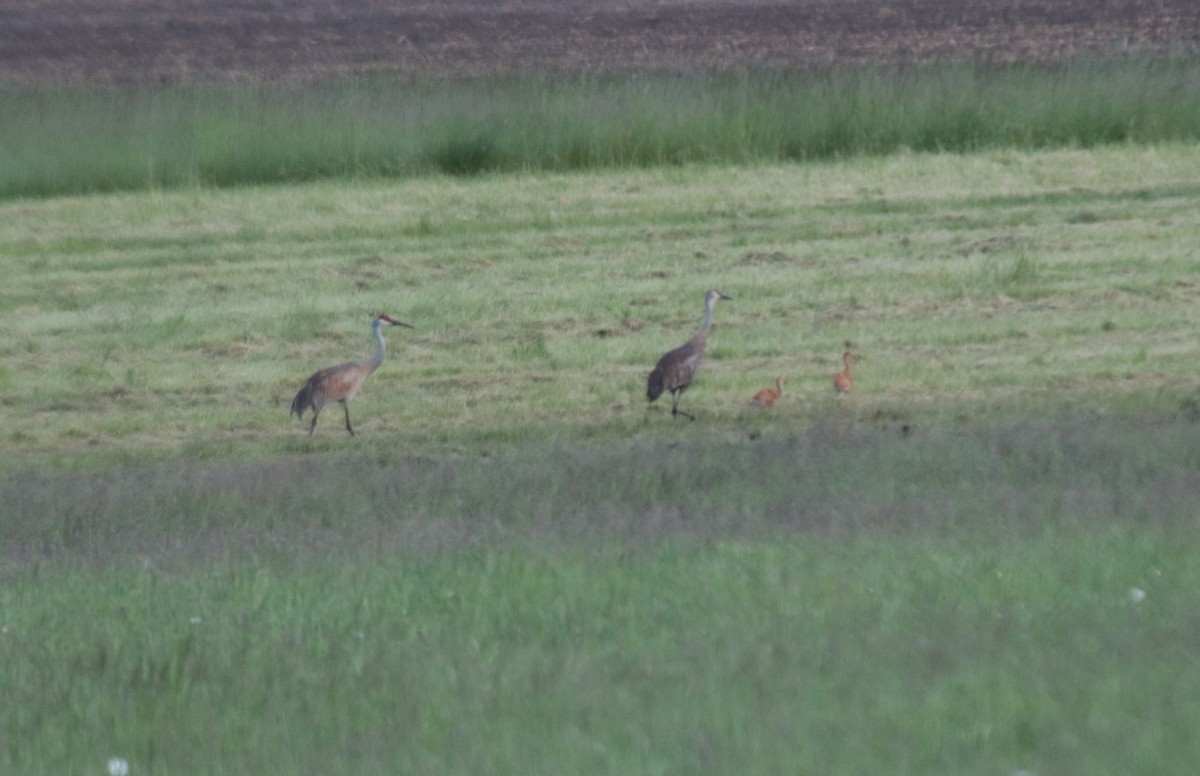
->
xmin=290 ymin=313 xmax=412 ymax=436
xmin=646 ymin=289 xmax=732 ymax=420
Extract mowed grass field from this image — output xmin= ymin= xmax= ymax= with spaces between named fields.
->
xmin=4 ymin=142 xmax=1200 ymax=774
xmin=5 ymin=144 xmax=1200 ymax=462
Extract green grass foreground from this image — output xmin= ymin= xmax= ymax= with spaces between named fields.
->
xmin=3 ymin=140 xmax=1200 ymax=773
xmin=5 ymin=56 xmax=1200 ymax=198
xmin=4 ymin=418 xmax=1200 ymax=775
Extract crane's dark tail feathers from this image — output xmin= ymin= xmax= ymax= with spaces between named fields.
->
xmin=290 ymin=384 xmax=313 ymax=418
xmin=647 ymin=368 xmax=665 ymax=403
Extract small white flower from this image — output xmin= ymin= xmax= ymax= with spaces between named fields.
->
xmin=108 ymin=757 xmax=130 ymax=776
xmin=190 ymin=616 xmax=202 ymax=625
xmin=354 ymin=631 xmax=365 ymax=640
xmin=1130 ymin=587 xmax=1147 ymax=603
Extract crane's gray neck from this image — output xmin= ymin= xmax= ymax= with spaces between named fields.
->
xmin=699 ymin=295 xmax=717 ymax=334
xmin=367 ymin=320 xmax=387 ymax=372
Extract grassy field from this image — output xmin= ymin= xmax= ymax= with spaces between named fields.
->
xmin=3 ymin=143 xmax=1200 ymax=467
xmin=5 ymin=418 xmax=1200 ymax=774
xmin=4 ymin=136 xmax=1200 ymax=774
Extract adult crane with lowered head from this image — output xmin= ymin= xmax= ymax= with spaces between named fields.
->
xmin=290 ymin=312 xmax=412 ymax=436
xmin=646 ymin=289 xmax=732 ymax=420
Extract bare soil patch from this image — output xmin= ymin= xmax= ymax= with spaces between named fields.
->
xmin=3 ymin=0 xmax=1199 ymax=83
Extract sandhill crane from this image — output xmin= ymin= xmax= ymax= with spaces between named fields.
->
xmin=834 ymin=345 xmax=855 ymax=396
xmin=290 ymin=313 xmax=412 ymax=436
xmin=751 ymin=376 xmax=785 ymax=408
xmin=646 ymin=289 xmax=732 ymax=420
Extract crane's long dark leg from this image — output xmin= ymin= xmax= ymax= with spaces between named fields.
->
xmin=670 ymin=390 xmax=695 ymax=421
xmin=308 ymin=408 xmax=320 ymax=436
xmin=343 ymin=403 xmax=356 ymax=436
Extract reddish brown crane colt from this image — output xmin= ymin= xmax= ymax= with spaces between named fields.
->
xmin=751 ymin=376 xmax=785 ymax=408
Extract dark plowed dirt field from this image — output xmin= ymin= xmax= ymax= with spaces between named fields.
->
xmin=2 ymin=0 xmax=1199 ymax=83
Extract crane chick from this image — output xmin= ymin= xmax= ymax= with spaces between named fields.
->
xmin=646 ymin=289 xmax=732 ymax=420
xmin=834 ymin=346 xmax=855 ymax=396
xmin=290 ymin=313 xmax=412 ymax=436
xmin=751 ymin=376 xmax=785 ymax=408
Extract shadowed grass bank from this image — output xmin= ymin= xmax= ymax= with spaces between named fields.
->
xmin=5 ymin=413 xmax=1198 ymax=565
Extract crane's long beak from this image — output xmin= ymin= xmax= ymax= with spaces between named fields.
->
xmin=392 ymin=320 xmax=414 ymax=329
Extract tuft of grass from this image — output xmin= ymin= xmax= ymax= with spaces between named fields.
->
xmin=427 ymin=128 xmax=501 ymax=177
xmin=278 ymin=306 xmax=333 ymax=344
